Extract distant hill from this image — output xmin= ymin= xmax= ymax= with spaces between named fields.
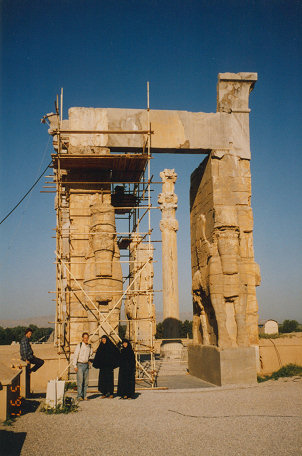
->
xmin=0 ymin=315 xmax=55 ymax=329
xmin=0 ymin=311 xmax=193 ymax=329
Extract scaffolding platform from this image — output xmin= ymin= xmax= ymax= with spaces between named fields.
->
xmin=51 ymin=153 xmax=149 ymax=182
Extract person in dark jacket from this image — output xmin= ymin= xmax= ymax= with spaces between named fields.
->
xmin=92 ymin=335 xmax=120 ymax=398
xmin=20 ymin=328 xmax=44 ymax=373
xmin=117 ymin=338 xmax=136 ymax=399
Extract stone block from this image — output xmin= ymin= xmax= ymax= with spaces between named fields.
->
xmin=217 ymin=72 xmax=257 ymax=113
xmin=188 ymin=344 xmax=257 ymax=385
xmin=239 ymin=260 xmax=259 ymax=286
xmin=232 ymin=191 xmax=250 ymax=205
xmin=231 ymin=177 xmax=251 ymax=193
xmin=64 ymin=108 xmax=233 ymax=154
xmin=237 ymin=206 xmax=253 ymax=232
xmin=213 ymin=189 xmax=236 ymax=206
xmin=216 ymin=154 xmax=240 ymax=177
xmin=223 ymin=275 xmax=240 ymax=298
xmin=239 ymin=233 xmax=255 ymax=258
xmin=239 ymin=158 xmax=251 ymax=177
xmin=214 ymin=206 xmax=238 ymax=228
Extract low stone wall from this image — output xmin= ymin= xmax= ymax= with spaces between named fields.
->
xmin=0 ymin=344 xmax=68 ymax=394
xmin=259 ymin=333 xmax=302 ymax=375
xmin=154 ymin=338 xmax=192 ymax=354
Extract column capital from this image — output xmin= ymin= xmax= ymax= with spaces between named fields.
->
xmin=160 ymin=169 xmax=177 ymax=184
xmin=160 ymin=218 xmax=179 ymax=232
xmin=217 ymin=72 xmax=257 ymax=113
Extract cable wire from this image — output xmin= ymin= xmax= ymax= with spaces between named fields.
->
xmin=3 ymin=136 xmax=51 ymax=250
xmin=0 ymin=160 xmax=52 ymax=225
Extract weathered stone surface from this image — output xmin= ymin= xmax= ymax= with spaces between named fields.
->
xmin=217 ymin=72 xmax=257 ymax=159
xmin=69 ymin=107 xmax=109 ymax=149
xmin=49 ymin=73 xmax=258 ymax=159
xmin=188 ymin=344 xmax=257 ymax=385
xmin=50 ymin=108 xmax=232 ymax=154
xmin=83 ymin=193 xmax=123 ymax=348
xmin=190 ymin=151 xmax=260 ymax=350
xmin=217 ymin=72 xmax=257 ymax=113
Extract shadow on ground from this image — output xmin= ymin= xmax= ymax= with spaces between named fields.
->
xmin=156 ymin=374 xmax=215 ymax=389
xmin=21 ymin=398 xmax=41 ymax=416
xmin=117 ymin=392 xmax=141 ymax=400
xmin=28 ymin=393 xmax=46 ymax=399
xmin=0 ymin=430 xmax=26 ymax=456
xmin=87 ymin=393 xmax=102 ymax=400
xmin=87 ymin=392 xmax=141 ymax=400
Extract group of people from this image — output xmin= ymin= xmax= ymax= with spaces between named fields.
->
xmin=19 ymin=327 xmax=136 ymax=402
xmin=73 ymin=333 xmax=136 ymax=401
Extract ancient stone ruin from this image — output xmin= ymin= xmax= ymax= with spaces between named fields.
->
xmin=47 ymin=72 xmax=260 ymax=385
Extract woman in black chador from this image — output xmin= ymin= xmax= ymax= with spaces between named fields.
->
xmin=117 ymin=338 xmax=136 ymax=399
xmin=93 ymin=335 xmax=120 ymax=398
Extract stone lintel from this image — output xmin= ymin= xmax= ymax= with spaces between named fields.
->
xmin=49 ymin=109 xmax=235 ymax=155
xmin=48 ymin=72 xmax=257 ymax=160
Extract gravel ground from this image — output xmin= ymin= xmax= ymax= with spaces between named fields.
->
xmin=1 ymin=378 xmax=302 ymax=456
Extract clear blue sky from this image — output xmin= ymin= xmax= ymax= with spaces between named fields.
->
xmin=0 ymin=0 xmax=301 ymax=323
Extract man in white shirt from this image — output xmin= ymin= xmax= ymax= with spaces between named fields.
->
xmin=73 ymin=332 xmax=93 ymax=400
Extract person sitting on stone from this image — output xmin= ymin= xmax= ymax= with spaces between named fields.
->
xmin=73 ymin=332 xmax=94 ymax=401
xmin=20 ymin=327 xmax=44 ymax=373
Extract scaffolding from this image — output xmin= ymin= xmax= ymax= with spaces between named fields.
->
xmin=43 ymin=85 xmax=160 ymax=386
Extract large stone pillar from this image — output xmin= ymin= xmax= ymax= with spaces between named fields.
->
xmin=188 ymin=73 xmax=260 ymax=385
xmin=158 ymin=169 xmax=180 ymax=341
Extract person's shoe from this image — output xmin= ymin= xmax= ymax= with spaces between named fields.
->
xmin=109 ymin=395 xmax=114 ymax=399
xmin=123 ymin=396 xmax=128 ymax=399
xmin=76 ymin=397 xmax=83 ymax=401
xmin=100 ymin=395 xmax=106 ymax=399
xmin=83 ymin=397 xmax=88 ymax=401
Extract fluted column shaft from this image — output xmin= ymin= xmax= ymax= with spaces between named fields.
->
xmin=158 ymin=169 xmax=180 ymax=337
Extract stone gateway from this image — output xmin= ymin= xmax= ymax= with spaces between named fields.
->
xmin=47 ymin=72 xmax=260 ymax=386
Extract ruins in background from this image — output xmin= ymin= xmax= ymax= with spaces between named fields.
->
xmin=46 ymin=72 xmax=260 ymax=385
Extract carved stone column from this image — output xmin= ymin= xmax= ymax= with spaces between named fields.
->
xmin=83 ymin=193 xmax=123 ymax=349
xmin=158 ymin=169 xmax=180 ymax=341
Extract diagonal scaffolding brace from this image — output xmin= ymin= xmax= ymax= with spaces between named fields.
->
xmin=55 ymin=251 xmax=155 ymax=383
